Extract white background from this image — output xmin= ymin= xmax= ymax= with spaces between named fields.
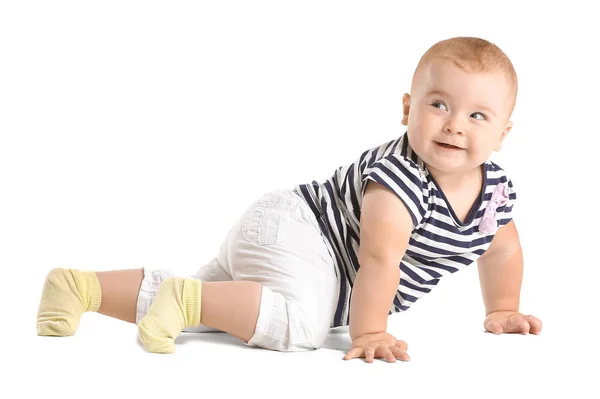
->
xmin=1 ymin=1 xmax=599 ymax=398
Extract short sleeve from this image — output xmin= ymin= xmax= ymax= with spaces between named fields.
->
xmin=497 ymin=177 xmax=517 ymax=228
xmin=361 ymin=153 xmax=428 ymax=228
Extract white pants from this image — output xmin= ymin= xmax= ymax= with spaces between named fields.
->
xmin=135 ymin=189 xmax=339 ymax=351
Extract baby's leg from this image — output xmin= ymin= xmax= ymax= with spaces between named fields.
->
xmin=227 ymin=190 xmax=339 ymax=351
xmin=36 ymin=268 xmax=143 ymax=336
xmin=137 ymin=277 xmax=263 ymax=353
xmin=136 ymin=258 xmax=234 ymax=333
xmin=96 ymin=269 xmax=144 ymax=322
xmin=137 ymin=190 xmax=339 ymax=353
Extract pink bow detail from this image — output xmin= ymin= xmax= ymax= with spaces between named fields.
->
xmin=479 ymin=183 xmax=509 ymax=234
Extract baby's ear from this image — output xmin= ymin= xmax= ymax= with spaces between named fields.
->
xmin=401 ymin=93 xmax=411 ymax=126
xmin=495 ymin=121 xmax=513 ymax=151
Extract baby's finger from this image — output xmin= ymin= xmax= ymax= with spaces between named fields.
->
xmin=365 ymin=347 xmax=376 ymax=363
xmin=507 ymin=315 xmax=530 ymax=334
xmin=390 ymin=345 xmax=411 ymax=361
xmin=394 ymin=340 xmax=408 ymax=351
xmin=484 ymin=319 xmax=503 ymax=335
xmin=524 ymin=315 xmax=542 ymax=334
xmin=384 ymin=349 xmax=397 ymax=363
xmin=343 ymin=347 xmax=363 ymax=360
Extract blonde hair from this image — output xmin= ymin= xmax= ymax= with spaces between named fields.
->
xmin=413 ymin=37 xmax=518 ymax=110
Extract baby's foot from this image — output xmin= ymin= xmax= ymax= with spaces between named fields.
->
xmin=37 ymin=268 xmax=102 ymax=336
xmin=137 ymin=277 xmax=202 ymax=354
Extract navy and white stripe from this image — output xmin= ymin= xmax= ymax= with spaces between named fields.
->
xmin=293 ymin=132 xmax=516 ymax=327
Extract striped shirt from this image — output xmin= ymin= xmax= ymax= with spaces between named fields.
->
xmin=293 ymin=132 xmax=516 ymax=327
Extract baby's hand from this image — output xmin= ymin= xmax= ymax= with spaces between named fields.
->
xmin=484 ymin=311 xmax=542 ymax=335
xmin=343 ymin=332 xmax=410 ymax=363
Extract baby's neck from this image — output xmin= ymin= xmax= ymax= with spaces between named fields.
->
xmin=428 ymin=165 xmax=484 ymax=194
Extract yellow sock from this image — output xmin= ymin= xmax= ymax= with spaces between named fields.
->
xmin=37 ymin=268 xmax=102 ymax=336
xmin=137 ymin=277 xmax=202 ymax=354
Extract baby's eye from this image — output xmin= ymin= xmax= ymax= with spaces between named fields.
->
xmin=470 ymin=112 xmax=486 ymax=121
xmin=431 ymin=101 xmax=447 ymax=111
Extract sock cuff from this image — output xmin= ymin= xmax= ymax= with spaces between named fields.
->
xmin=71 ymin=269 xmax=102 ymax=312
xmin=182 ymin=279 xmax=202 ymax=328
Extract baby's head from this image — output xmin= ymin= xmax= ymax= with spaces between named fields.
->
xmin=402 ymin=37 xmax=517 ymax=177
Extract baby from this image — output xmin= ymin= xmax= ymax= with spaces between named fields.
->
xmin=36 ymin=36 xmax=542 ymax=363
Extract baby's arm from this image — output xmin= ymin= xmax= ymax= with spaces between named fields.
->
xmin=477 ymin=220 xmax=542 ymax=334
xmin=344 ymin=180 xmax=413 ymax=362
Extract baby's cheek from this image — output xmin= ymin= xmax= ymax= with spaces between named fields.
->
xmin=469 ymin=146 xmax=493 ymax=165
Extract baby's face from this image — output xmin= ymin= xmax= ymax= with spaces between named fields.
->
xmin=403 ymin=58 xmax=514 ymax=178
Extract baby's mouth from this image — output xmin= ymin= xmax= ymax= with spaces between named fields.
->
xmin=436 ymin=141 xmax=463 ymax=150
